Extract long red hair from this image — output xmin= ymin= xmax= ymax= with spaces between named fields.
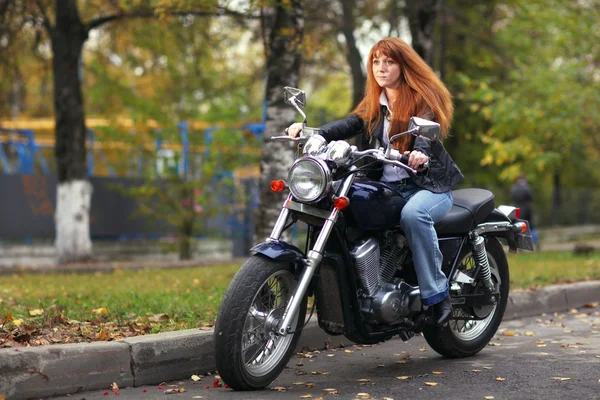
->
xmin=353 ymin=37 xmax=453 ymax=151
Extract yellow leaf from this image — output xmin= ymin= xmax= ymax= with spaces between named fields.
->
xmin=472 ymin=370 xmax=482 ymax=372
xmin=92 ymin=307 xmax=108 ymax=315
xmin=13 ymin=318 xmax=23 ymax=327
xmin=191 ymin=375 xmax=201 ymax=381
xmin=424 ymin=382 xmax=438 ymax=387
xmin=503 ymin=331 xmax=515 ymax=337
xmin=300 ymin=395 xmax=312 ymax=399
xmin=396 ymin=376 xmax=411 ymax=380
xmin=525 ymin=331 xmax=536 ymax=336
xmin=327 ymin=354 xmax=335 ymax=357
xmin=551 ymin=377 xmax=571 ymax=381
xmin=356 ymin=394 xmax=371 ymax=399
xmin=29 ymin=309 xmax=43 ymax=316
xmin=345 ymin=350 xmax=354 ymax=353
xmin=323 ymin=388 xmax=340 ymax=394
xmin=432 ymin=371 xmax=444 ymax=375
xmin=496 ymin=377 xmax=505 ymax=382
xmin=484 ymin=397 xmax=495 ymax=399
xmin=271 ymin=386 xmax=287 ymax=392
xmin=356 ymin=378 xmax=371 ymax=382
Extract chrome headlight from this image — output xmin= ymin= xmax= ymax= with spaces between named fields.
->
xmin=288 ymin=157 xmax=331 ymax=203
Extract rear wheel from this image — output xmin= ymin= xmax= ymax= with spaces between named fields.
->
xmin=214 ymin=255 xmax=307 ymax=390
xmin=423 ymin=237 xmax=508 ymax=357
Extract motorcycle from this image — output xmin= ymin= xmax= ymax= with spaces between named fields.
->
xmin=214 ymin=86 xmax=534 ymax=390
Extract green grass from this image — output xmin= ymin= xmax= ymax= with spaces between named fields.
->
xmin=1 ymin=250 xmax=599 ymax=344
xmin=0 ymin=263 xmax=241 ymax=333
xmin=508 ymin=250 xmax=600 ymax=289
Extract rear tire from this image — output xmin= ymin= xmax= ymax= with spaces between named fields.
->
xmin=214 ymin=255 xmax=307 ymax=390
xmin=423 ymin=237 xmax=509 ymax=357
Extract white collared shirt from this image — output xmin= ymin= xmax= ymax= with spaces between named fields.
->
xmin=380 ymin=92 xmax=409 ymax=182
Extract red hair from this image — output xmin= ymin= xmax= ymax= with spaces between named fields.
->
xmin=353 ymin=37 xmax=453 ymax=151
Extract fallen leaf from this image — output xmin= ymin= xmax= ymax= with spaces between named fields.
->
xmin=293 ymin=382 xmax=305 ymax=385
xmin=583 ymin=302 xmax=599 ymax=308
xmin=484 ymin=397 xmax=495 ymax=399
xmin=524 ymin=331 xmax=535 ymax=336
xmin=357 ymin=378 xmax=371 ymax=382
xmin=148 ymin=313 xmax=169 ymax=322
xmin=483 ymin=367 xmax=493 ymax=370
xmin=472 ymin=370 xmax=482 ymax=373
xmin=496 ymin=377 xmax=505 ymax=382
xmin=110 ymin=382 xmax=119 ymax=391
xmin=327 ymin=354 xmax=335 ymax=357
xmin=12 ymin=318 xmax=23 ymax=327
xmin=488 ymin=342 xmax=501 ymax=346
xmin=356 ymin=394 xmax=371 ymax=399
xmin=191 ymin=375 xmax=202 ymax=382
xmin=432 ymin=371 xmax=444 ymax=375
xmin=396 ymin=376 xmax=412 ymax=380
xmin=539 ymin=352 xmax=549 ymax=356
xmin=29 ymin=309 xmax=44 ymax=316
xmin=345 ymin=350 xmax=354 ymax=353
xmin=503 ymin=331 xmax=515 ymax=337
xmin=551 ymin=377 xmax=571 ymax=381
xmin=164 ymin=387 xmax=185 ymax=394
xmin=396 ymin=360 xmax=406 ymax=364
xmin=424 ymin=382 xmax=438 ymax=387
xmin=271 ymin=386 xmax=288 ymax=392
xmin=300 ymin=395 xmax=312 ymax=399
xmin=311 ymin=371 xmax=329 ymax=375
xmin=323 ymin=388 xmax=340 ymax=394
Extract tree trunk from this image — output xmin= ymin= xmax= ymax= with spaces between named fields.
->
xmin=551 ymin=172 xmax=561 ymax=226
xmin=340 ymin=0 xmax=365 ymax=110
xmin=406 ymin=0 xmax=440 ymax=67
xmin=254 ymin=0 xmax=304 ymax=244
xmin=51 ymin=1 xmax=92 ymax=263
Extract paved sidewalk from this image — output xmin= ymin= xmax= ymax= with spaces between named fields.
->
xmin=1 ymin=280 xmax=599 ymax=400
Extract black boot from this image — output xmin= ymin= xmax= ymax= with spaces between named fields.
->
xmin=430 ymin=296 xmax=453 ymax=326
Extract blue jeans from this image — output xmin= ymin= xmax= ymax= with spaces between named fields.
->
xmin=388 ymin=181 xmax=453 ymax=306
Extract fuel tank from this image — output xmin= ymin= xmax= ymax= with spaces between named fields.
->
xmin=345 ymin=180 xmax=407 ymax=230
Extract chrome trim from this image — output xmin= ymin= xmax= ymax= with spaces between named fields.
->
xmin=472 ymin=221 xmax=512 ymax=235
xmin=287 ymin=157 xmax=332 ymax=203
xmin=269 ymin=194 xmax=292 ymax=240
xmin=286 ymin=200 xmax=331 ymax=220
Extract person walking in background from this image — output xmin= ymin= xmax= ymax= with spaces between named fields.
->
xmin=510 ymin=175 xmax=539 ymax=246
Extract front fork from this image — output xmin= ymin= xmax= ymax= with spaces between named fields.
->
xmin=275 ymin=174 xmax=355 ymax=336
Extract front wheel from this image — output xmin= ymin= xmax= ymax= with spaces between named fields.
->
xmin=214 ymin=255 xmax=307 ymax=390
xmin=423 ymin=236 xmax=509 ymax=357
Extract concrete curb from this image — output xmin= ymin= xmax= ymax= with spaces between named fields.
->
xmin=2 ymin=281 xmax=600 ymax=400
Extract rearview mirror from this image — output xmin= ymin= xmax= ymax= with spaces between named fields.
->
xmin=284 ymin=87 xmax=306 ymax=108
xmin=408 ymin=117 xmax=441 ymax=141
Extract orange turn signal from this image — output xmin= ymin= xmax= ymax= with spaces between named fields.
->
xmin=520 ymin=222 xmax=528 ymax=233
xmin=333 ymin=196 xmax=350 ymax=210
xmin=270 ymin=180 xmax=286 ymax=192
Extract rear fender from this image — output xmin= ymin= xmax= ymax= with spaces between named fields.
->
xmin=480 ymin=209 xmax=534 ymax=252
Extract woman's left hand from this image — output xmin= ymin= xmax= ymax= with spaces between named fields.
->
xmin=404 ymin=150 xmax=429 ymax=171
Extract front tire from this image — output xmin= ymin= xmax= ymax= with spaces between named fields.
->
xmin=423 ymin=237 xmax=509 ymax=357
xmin=214 ymin=255 xmax=307 ymax=390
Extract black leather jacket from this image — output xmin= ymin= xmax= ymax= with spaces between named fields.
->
xmin=319 ymin=113 xmax=464 ymax=194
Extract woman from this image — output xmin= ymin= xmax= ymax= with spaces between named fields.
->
xmin=286 ymin=37 xmax=463 ymax=326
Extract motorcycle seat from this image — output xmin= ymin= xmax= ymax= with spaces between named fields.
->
xmin=434 ymin=188 xmax=495 ymax=235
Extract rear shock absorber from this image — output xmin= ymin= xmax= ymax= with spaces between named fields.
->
xmin=470 ymin=232 xmax=496 ymax=303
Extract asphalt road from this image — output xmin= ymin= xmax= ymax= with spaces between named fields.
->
xmin=79 ymin=304 xmax=600 ymax=400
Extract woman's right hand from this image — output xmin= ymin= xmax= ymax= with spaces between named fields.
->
xmin=285 ymin=122 xmax=303 ymax=138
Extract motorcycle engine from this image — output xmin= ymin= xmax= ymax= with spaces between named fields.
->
xmin=350 ymin=234 xmax=420 ymax=324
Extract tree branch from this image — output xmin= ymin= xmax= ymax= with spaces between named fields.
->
xmin=36 ymin=0 xmax=52 ymax=31
xmin=85 ymin=6 xmax=261 ymax=33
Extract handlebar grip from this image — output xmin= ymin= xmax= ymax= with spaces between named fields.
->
xmin=398 ymin=154 xmax=427 ymax=169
